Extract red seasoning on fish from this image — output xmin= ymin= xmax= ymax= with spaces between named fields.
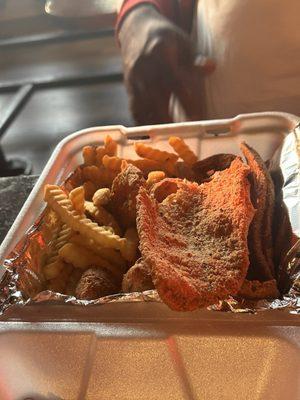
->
xmin=137 ymin=158 xmax=255 ymax=311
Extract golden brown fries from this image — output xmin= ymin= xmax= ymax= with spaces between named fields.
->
xmin=146 ymin=171 xmax=166 ymax=188
xmin=59 ymin=243 xmax=122 ymax=280
xmin=82 ymin=165 xmax=117 ymax=188
xmin=134 ymin=142 xmax=178 ymax=163
xmin=95 ymin=146 xmax=107 ymax=166
xmin=82 ymin=165 xmax=103 ymax=185
xmin=84 ymin=201 xmax=122 ymax=236
xmin=44 ymin=185 xmax=126 ymax=251
xmin=132 ymin=158 xmax=165 ymax=175
xmin=69 ymin=233 xmax=127 ymax=271
xmin=168 ymin=136 xmax=198 ymax=166
xmin=46 ymin=224 xmax=72 ymax=263
xmin=102 ymin=155 xmax=123 ymax=171
xmin=69 ymin=186 xmax=85 ymax=214
xmin=95 ymin=135 xmax=118 ymax=165
xmin=103 ymin=155 xmax=168 ymax=176
xmin=134 ymin=142 xmax=178 ymax=175
xmin=39 ymin=132 xmax=285 ymax=309
xmin=104 ymin=135 xmax=117 ymax=156
xmin=82 ymin=146 xmax=97 ymax=166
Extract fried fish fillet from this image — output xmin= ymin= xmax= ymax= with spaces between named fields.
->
xmin=238 ymin=279 xmax=280 ymax=300
xmin=240 ymin=142 xmax=275 ymax=280
xmin=137 ymin=158 xmax=255 ymax=311
xmin=192 ymin=153 xmax=237 ymax=184
xmin=109 ymin=164 xmax=146 ymax=229
xmin=122 ymin=258 xmax=154 ymax=293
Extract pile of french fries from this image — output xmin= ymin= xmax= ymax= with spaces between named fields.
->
xmin=42 ymin=135 xmax=198 ymax=298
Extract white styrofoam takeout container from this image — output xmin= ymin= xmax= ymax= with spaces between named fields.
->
xmin=0 ymin=112 xmax=299 ymax=400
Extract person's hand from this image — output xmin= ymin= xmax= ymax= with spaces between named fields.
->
xmin=118 ymin=5 xmax=214 ymax=125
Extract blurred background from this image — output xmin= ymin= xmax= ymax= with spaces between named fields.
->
xmin=0 ymin=0 xmax=132 ymax=176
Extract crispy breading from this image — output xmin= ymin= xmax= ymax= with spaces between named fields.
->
xmin=75 ymin=267 xmax=119 ymax=300
xmin=238 ymin=279 xmax=279 ymax=299
xmin=174 ymin=161 xmax=196 ymax=181
xmin=240 ymin=142 xmax=275 ymax=280
xmin=109 ymin=164 xmax=146 ymax=229
xmin=192 ymin=154 xmax=236 ymax=184
xmin=137 ymin=158 xmax=255 ymax=311
xmin=122 ymin=258 xmax=154 ymax=293
xmin=150 ymin=178 xmax=181 ymax=203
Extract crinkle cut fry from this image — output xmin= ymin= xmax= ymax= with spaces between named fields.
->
xmin=135 ymin=142 xmax=178 ymax=163
xmin=82 ymin=145 xmax=97 ymax=166
xmin=59 ymin=242 xmax=122 ymax=281
xmin=102 ymin=155 xmax=169 ymax=176
xmin=69 ymin=233 xmax=127 ymax=271
xmin=69 ymin=186 xmax=85 ymax=214
xmin=84 ymin=201 xmax=122 ymax=236
xmin=95 ymin=135 xmax=117 ymax=165
xmin=44 ymin=185 xmax=126 ymax=251
xmin=168 ymin=136 xmax=198 ymax=166
xmin=137 ymin=158 xmax=255 ymax=311
xmin=43 ymin=223 xmax=72 ymax=280
xmin=45 ymin=222 xmax=70 ymax=264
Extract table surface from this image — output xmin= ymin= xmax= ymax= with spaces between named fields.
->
xmin=0 ymin=175 xmax=38 ymax=244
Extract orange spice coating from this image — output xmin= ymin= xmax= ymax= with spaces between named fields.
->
xmin=137 ymin=158 xmax=255 ymax=311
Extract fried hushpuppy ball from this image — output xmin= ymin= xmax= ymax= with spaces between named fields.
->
xmin=75 ymin=268 xmax=119 ymax=300
xmin=109 ymin=164 xmax=146 ymax=229
xmin=122 ymin=258 xmax=154 ymax=293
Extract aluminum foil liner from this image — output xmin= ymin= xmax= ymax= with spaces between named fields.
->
xmin=0 ymin=128 xmax=299 ymax=317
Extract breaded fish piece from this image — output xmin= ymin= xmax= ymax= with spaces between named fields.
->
xmin=109 ymin=164 xmax=146 ymax=229
xmin=137 ymin=158 xmax=255 ymax=311
xmin=122 ymin=258 xmax=154 ymax=293
xmin=240 ymin=142 xmax=275 ymax=280
xmin=192 ymin=154 xmax=237 ymax=184
xmin=268 ymin=160 xmax=293 ymax=284
xmin=238 ymin=279 xmax=279 ymax=300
